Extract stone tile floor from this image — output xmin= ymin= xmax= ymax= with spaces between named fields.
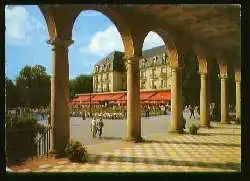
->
xmin=8 ymin=122 xmax=241 ymax=172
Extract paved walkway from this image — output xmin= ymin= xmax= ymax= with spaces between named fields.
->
xmin=8 ymin=121 xmax=240 ymax=172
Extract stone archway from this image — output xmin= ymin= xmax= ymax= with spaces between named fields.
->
xmin=38 ymin=5 xmax=145 ymax=153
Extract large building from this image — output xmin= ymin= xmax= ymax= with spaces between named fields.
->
xmin=93 ymin=45 xmax=172 ymax=92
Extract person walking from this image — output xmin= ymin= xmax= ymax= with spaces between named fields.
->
xmin=91 ymin=117 xmax=97 ymax=138
xmin=81 ymin=110 xmax=85 ymax=120
xmin=189 ymin=105 xmax=195 ymax=119
xmin=97 ymin=116 xmax=104 ymax=138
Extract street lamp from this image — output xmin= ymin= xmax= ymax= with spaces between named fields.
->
xmin=89 ymin=93 xmax=92 ymax=117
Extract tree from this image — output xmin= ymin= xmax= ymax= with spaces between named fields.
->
xmin=16 ymin=65 xmax=51 ymax=107
xmin=70 ymin=74 xmax=93 ymax=100
xmin=6 ymin=77 xmax=19 ymax=109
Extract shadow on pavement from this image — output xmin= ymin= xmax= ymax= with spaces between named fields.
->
xmin=198 ymin=133 xmax=241 ymax=136
xmin=142 ymin=140 xmax=240 ymax=147
xmin=86 ymin=154 xmax=240 ymax=171
xmin=101 ymin=136 xmax=123 ymax=140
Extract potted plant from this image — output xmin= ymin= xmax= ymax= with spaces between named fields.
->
xmin=65 ymin=140 xmax=88 ymax=162
xmin=186 ymin=119 xmax=199 ymax=135
xmin=189 ymin=124 xmax=199 ymax=135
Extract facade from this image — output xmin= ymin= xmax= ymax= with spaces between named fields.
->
xmin=93 ymin=45 xmax=172 ymax=92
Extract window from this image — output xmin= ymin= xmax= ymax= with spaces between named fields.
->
xmin=151 ymin=80 xmax=154 ymax=88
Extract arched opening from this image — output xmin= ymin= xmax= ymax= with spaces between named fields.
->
xmin=5 ymin=5 xmax=52 ymax=163
xmin=140 ymin=31 xmax=171 ymax=134
xmin=141 ymin=31 xmax=167 ymax=91
xmin=5 ymin=5 xmax=51 ymax=110
xmin=69 ymin=9 xmax=127 ymax=143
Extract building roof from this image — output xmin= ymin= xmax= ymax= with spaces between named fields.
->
xmin=94 ymin=51 xmax=124 ymax=66
xmin=94 ymin=45 xmax=167 ymax=67
xmin=142 ymin=45 xmax=166 ymax=58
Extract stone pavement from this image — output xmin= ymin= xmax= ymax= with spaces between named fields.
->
xmin=8 ymin=122 xmax=241 ymax=172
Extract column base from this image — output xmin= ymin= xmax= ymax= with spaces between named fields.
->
xmin=221 ymin=121 xmax=230 ymax=124
xmin=200 ymin=124 xmax=211 ymax=128
xmin=168 ymin=129 xmax=184 ymax=134
xmin=122 ymin=136 xmax=145 ymax=143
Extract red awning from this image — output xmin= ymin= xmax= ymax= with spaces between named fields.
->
xmin=92 ymin=94 xmax=113 ymax=101
xmin=140 ymin=92 xmax=156 ymax=100
xmin=148 ymin=92 xmax=171 ymax=101
xmin=71 ymin=94 xmax=96 ymax=102
xmin=106 ymin=93 xmax=126 ymax=101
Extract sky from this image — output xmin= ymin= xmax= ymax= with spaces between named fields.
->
xmin=5 ymin=5 xmax=165 ymax=81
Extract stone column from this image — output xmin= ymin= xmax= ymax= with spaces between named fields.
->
xmin=126 ymin=56 xmax=141 ymax=140
xmin=170 ymin=67 xmax=183 ymax=133
xmin=199 ymin=73 xmax=209 ymax=127
xmin=48 ymin=38 xmax=73 ymax=155
xmin=220 ymin=74 xmax=228 ymax=124
xmin=235 ymin=71 xmax=241 ymax=121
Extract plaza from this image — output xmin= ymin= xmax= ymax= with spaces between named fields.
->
xmin=9 ymin=115 xmax=241 ymax=172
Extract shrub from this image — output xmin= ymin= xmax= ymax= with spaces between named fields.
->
xmin=134 ymin=136 xmax=145 ymax=143
xmin=189 ymin=124 xmax=199 ymax=135
xmin=6 ymin=114 xmax=47 ymax=165
xmin=65 ymin=140 xmax=88 ymax=162
xmin=186 ymin=119 xmax=199 ymax=135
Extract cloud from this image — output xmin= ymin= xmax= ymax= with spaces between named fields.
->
xmin=79 ymin=27 xmax=165 ymax=58
xmin=80 ymin=11 xmax=103 ymax=17
xmin=5 ymin=5 xmax=47 ymax=46
xmin=82 ymin=25 xmax=124 ymax=57
xmin=143 ymin=31 xmax=165 ymax=50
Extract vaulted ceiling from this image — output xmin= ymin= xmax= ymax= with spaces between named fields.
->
xmin=40 ymin=4 xmax=241 ymax=66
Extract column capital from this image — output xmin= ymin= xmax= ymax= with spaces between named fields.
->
xmin=200 ymin=72 xmax=207 ymax=77
xmin=126 ymin=56 xmax=142 ymax=64
xmin=235 ymin=71 xmax=241 ymax=82
xmin=218 ymin=73 xmax=228 ymax=79
xmin=47 ymin=38 xmax=74 ymax=49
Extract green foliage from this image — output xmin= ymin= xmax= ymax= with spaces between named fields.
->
xmin=186 ymin=119 xmax=199 ymax=135
xmin=15 ymin=65 xmax=51 ymax=107
xmin=65 ymin=140 xmax=88 ymax=162
xmin=5 ymin=77 xmax=19 ymax=109
xmin=70 ymin=74 xmax=93 ymax=99
xmin=6 ymin=114 xmax=47 ymax=164
xmin=134 ymin=136 xmax=145 ymax=143
xmin=6 ymin=114 xmax=37 ymax=129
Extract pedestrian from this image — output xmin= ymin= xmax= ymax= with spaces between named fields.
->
xmin=189 ymin=105 xmax=195 ymax=119
xmin=91 ymin=117 xmax=97 ymax=138
xmin=97 ymin=115 xmax=104 ymax=138
xmin=82 ymin=110 xmax=85 ymax=120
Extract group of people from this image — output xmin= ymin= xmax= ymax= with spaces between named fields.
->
xmin=184 ymin=105 xmax=200 ymax=119
xmin=91 ymin=116 xmax=104 ymax=138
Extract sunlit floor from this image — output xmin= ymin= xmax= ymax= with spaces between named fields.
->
xmin=8 ymin=121 xmax=240 ymax=172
